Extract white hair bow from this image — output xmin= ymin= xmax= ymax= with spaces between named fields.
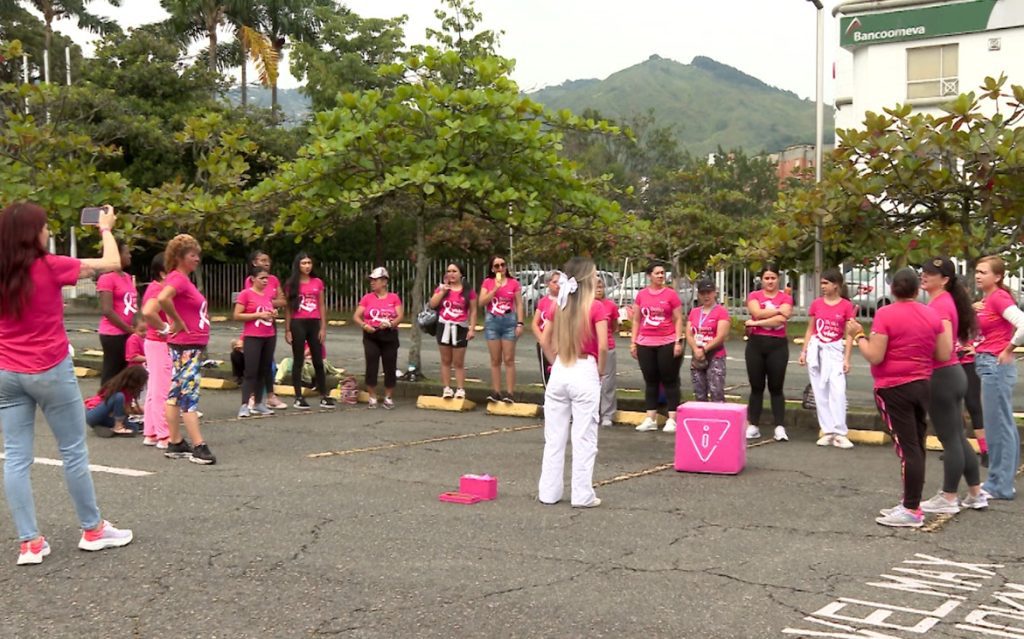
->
xmin=556 ymin=273 xmax=578 ymax=309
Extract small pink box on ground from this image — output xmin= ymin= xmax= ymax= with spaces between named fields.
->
xmin=459 ymin=474 xmax=498 ymax=500
xmin=439 ymin=491 xmax=482 ymax=504
xmin=674 ymin=401 xmax=747 ymax=475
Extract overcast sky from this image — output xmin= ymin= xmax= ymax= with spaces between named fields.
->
xmin=39 ymin=0 xmax=841 ymax=100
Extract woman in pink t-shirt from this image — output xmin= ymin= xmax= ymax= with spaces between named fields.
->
xmin=744 ymin=265 xmax=794 ymax=441
xmin=531 ymin=270 xmax=561 ymax=388
xmin=233 ymin=266 xmax=279 ymax=418
xmin=154 ymin=234 xmax=216 ymax=466
xmin=629 ymin=262 xmax=684 ymax=434
xmin=140 ymin=253 xmax=171 ymax=448
xmin=284 ymin=252 xmax=335 ymax=410
xmin=479 ymin=255 xmax=524 ymax=403
xmin=686 ymin=278 xmax=730 ymax=403
xmin=354 ymin=266 xmax=404 ymax=409
xmin=847 ymin=268 xmax=951 ymax=528
xmin=798 ymin=269 xmax=855 ymax=448
xmin=245 ymin=249 xmax=287 ymax=409
xmin=538 ymin=257 xmax=608 ymax=508
xmin=972 ymin=256 xmax=1024 ymax=501
xmin=429 ymin=262 xmax=477 ymax=400
xmin=918 ymin=257 xmax=986 ymax=513
xmin=0 ymin=203 xmax=133 ymax=565
xmin=95 ymin=244 xmax=136 ymax=384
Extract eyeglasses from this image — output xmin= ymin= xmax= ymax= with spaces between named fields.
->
xmin=493 ymin=262 xmax=506 ymax=268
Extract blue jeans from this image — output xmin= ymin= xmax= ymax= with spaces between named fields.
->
xmin=0 ymin=355 xmax=102 ymax=541
xmin=976 ymin=353 xmax=1019 ymax=499
xmin=484 ymin=312 xmax=518 ymax=341
xmin=86 ymin=392 xmax=126 ymax=428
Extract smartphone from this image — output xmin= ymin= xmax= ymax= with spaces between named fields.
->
xmin=80 ymin=206 xmax=104 ymax=226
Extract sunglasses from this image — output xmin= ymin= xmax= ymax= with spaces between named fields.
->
xmin=493 ymin=262 xmax=506 ymax=268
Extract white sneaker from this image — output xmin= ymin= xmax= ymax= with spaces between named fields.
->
xmin=367 ymin=397 xmax=378 ymax=409
xmin=832 ymin=434 xmax=854 ymax=449
xmin=571 ymin=498 xmax=601 ymax=508
xmin=961 ymin=492 xmax=989 ymax=510
xmin=816 ymin=434 xmax=834 ymax=447
xmin=78 ymin=521 xmax=133 ymax=551
xmin=635 ymin=417 xmax=659 ymax=432
xmin=773 ymin=425 xmax=789 ymax=442
xmin=745 ymin=425 xmax=761 ymax=440
xmin=442 ymin=386 xmax=454 ymax=399
xmin=920 ymin=492 xmax=960 ymax=514
xmin=662 ymin=418 xmax=677 ymax=434
xmin=453 ymin=388 xmax=466 ymax=400
xmin=600 ymin=419 xmax=613 ymax=428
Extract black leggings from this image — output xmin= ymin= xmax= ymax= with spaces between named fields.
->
xmin=364 ymin=329 xmax=400 ymax=389
xmin=929 ymin=364 xmax=981 ymax=493
xmin=99 ymin=333 xmax=129 ymax=384
xmin=746 ymin=334 xmax=789 ymax=426
xmin=290 ymin=318 xmax=326 ymax=396
xmin=636 ymin=343 xmax=682 ymax=412
xmin=875 ymin=380 xmax=930 ymax=510
xmin=242 ymin=336 xmax=276 ymax=405
xmin=962 ymin=361 xmax=984 ymax=432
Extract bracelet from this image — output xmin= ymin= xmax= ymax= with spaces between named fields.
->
xmin=855 ymin=333 xmax=867 ymax=341
xmin=99 ymin=227 xmax=111 ymax=235
xmin=516 ymin=322 xmax=524 ymax=326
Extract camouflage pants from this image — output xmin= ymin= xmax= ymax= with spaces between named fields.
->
xmin=691 ymin=357 xmax=726 ymax=402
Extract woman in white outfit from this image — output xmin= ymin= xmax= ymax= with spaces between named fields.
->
xmin=537 ymin=257 xmax=608 ymax=508
xmin=799 ymin=268 xmax=856 ymax=448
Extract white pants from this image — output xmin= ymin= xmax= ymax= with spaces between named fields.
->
xmin=538 ymin=356 xmax=600 ymax=506
xmin=806 ymin=337 xmax=848 ymax=435
xmin=599 ymin=348 xmax=617 ymax=422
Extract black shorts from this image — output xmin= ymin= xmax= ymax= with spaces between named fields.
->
xmin=436 ymin=323 xmax=469 ymax=348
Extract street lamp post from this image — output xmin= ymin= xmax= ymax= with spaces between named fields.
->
xmin=808 ymin=0 xmax=825 ymax=292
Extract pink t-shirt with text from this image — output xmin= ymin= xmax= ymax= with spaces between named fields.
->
xmin=290 ymin=278 xmax=324 ymax=320
xmin=976 ymin=288 xmax=1016 ymax=355
xmin=142 ymin=281 xmax=168 ymax=342
xmin=481 ymin=277 xmax=521 ymax=316
xmin=688 ymin=304 xmax=730 ymax=359
xmin=0 ymin=255 xmax=81 ymax=374
xmin=601 ymin=298 xmax=618 ymax=350
xmin=435 ymin=286 xmax=476 ymax=324
xmin=809 ymin=297 xmax=856 ymax=344
xmin=125 ymin=333 xmax=145 ymax=365
xmin=237 ymin=287 xmax=277 ymax=338
xmin=928 ymin=291 xmax=959 ymax=369
xmin=535 ymin=296 xmax=556 ymax=333
xmin=96 ymin=272 xmax=137 ymax=335
xmin=869 ymin=301 xmax=943 ymax=389
xmin=580 ymin=301 xmax=611 ymax=358
xmin=360 ymin=292 xmax=402 ymax=329
xmin=164 ymin=270 xmax=210 ymax=347
xmin=634 ymin=287 xmax=681 ymax=346
xmin=747 ymin=290 xmax=793 ymax=338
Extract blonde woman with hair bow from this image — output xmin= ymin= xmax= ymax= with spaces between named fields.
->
xmin=537 ymin=258 xmax=608 ymax=509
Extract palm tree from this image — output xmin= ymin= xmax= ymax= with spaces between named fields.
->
xmin=21 ymin=0 xmax=121 ymax=80
xmin=160 ymin=0 xmax=227 ymax=72
xmin=261 ymin=0 xmax=332 ymax=112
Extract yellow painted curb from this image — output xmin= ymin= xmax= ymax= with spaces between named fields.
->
xmin=83 ymin=349 xmax=104 ymax=358
xmin=416 ymin=395 xmax=477 ymax=412
xmin=273 ymin=384 xmax=317 ymax=397
xmin=846 ymin=429 xmax=891 ymax=446
xmin=327 ymin=320 xmax=348 ymax=327
xmin=924 ymin=435 xmax=980 ymax=453
xmin=613 ymin=410 xmax=666 ymax=426
xmin=793 ymin=337 xmax=805 ymax=345
xmin=486 ymin=401 xmax=541 ymax=418
xmin=200 ymin=377 xmax=238 ymax=390
xmin=74 ymin=366 xmax=99 ymax=378
xmin=398 ymin=322 xmax=412 ymax=329
xmin=210 ymin=315 xmax=229 ymax=322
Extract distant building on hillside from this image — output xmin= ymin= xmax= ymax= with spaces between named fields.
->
xmin=757 ymin=144 xmax=834 ymax=183
xmin=834 ymin=0 xmax=1024 ymax=131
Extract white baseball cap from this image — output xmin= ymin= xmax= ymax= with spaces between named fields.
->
xmin=368 ymin=266 xmax=389 ymax=279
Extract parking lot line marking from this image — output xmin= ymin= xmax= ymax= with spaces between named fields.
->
xmin=307 ymin=423 xmax=543 ymax=458
xmin=594 ymin=462 xmax=675 ymax=487
xmin=0 ymin=454 xmax=153 ymax=477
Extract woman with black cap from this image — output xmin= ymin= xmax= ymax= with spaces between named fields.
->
xmin=918 ymin=257 xmax=987 ymax=513
xmin=686 ymin=278 xmax=730 ymax=402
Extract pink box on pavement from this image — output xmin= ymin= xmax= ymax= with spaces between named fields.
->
xmin=674 ymin=401 xmax=747 ymax=475
xmin=459 ymin=474 xmax=498 ymax=500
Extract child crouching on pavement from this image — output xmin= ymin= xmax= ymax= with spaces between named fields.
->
xmin=85 ymin=366 xmax=148 ymax=437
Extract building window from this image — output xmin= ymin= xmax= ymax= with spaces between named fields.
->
xmin=907 ymin=44 xmax=958 ymax=99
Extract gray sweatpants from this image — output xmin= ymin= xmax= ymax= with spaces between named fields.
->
xmin=599 ymin=348 xmax=617 ymax=423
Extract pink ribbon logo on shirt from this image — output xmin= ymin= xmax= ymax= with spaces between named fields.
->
xmin=299 ymin=294 xmax=317 ymax=314
xmin=254 ymin=305 xmax=273 ymax=328
xmin=441 ymin=299 xmax=456 ymax=321
xmin=198 ymin=301 xmax=210 ymax=330
xmin=123 ymin=291 xmax=138 ymax=316
xmin=816 ymin=317 xmax=841 ymax=342
xmin=641 ymin=307 xmax=663 ymax=327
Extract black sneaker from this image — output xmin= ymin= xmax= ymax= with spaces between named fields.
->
xmin=189 ymin=443 xmax=216 ymax=465
xmin=501 ymin=392 xmax=515 ymax=404
xmin=981 ymin=452 xmax=989 ymax=468
xmin=320 ymin=397 xmax=337 ymax=409
xmin=486 ymin=392 xmax=501 ymax=403
xmin=294 ymin=397 xmax=311 ymax=410
xmin=163 ymin=439 xmax=193 ymax=460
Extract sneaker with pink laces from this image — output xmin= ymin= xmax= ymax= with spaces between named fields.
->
xmin=17 ymin=536 xmax=50 ymax=565
xmin=78 ymin=521 xmax=133 ymax=552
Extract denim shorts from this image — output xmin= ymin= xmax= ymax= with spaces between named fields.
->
xmin=484 ymin=312 xmax=518 ymax=341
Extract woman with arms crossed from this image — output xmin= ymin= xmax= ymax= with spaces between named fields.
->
xmin=745 ymin=265 xmax=794 ymax=441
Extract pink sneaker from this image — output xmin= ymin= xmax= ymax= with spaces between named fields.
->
xmin=266 ymin=396 xmax=287 ymax=409
xmin=17 ymin=537 xmax=50 ymax=565
xmin=79 ymin=521 xmax=133 ymax=552
xmin=155 ymin=439 xmax=169 ymax=450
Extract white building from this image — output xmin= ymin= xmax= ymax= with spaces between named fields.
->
xmin=833 ymin=0 xmax=1024 ymax=131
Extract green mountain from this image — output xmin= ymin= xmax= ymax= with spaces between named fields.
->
xmin=529 ymin=55 xmax=835 ymax=156
xmin=225 ymin=86 xmax=312 ymax=124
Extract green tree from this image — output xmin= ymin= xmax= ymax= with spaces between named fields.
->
xmin=15 ymin=0 xmax=120 ymax=80
xmin=262 ymin=0 xmax=333 ymax=112
xmin=160 ymin=0 xmax=229 ymax=72
xmin=766 ymin=75 xmax=1024 ymax=270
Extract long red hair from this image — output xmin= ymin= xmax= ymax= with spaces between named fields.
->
xmin=0 ymin=202 xmax=48 ymax=320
